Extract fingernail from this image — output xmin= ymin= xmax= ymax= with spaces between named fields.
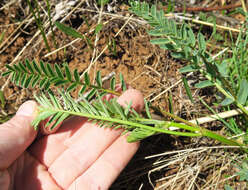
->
xmin=16 ymin=101 xmax=37 ymax=117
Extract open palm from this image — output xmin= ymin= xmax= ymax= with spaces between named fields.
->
xmin=0 ymin=89 xmax=144 ymax=190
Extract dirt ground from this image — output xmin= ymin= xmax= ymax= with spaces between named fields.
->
xmin=0 ymin=0 xmax=247 ymax=189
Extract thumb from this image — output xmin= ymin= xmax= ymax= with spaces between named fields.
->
xmin=0 ymin=101 xmax=38 ymax=169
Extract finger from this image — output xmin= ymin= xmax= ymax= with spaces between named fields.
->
xmin=48 ymin=89 xmax=144 ymax=189
xmin=67 ymin=135 xmax=139 ymax=190
xmin=48 ymin=122 xmax=123 ymax=189
xmin=28 ymin=116 xmax=88 ymax=167
xmin=0 ymin=101 xmax=37 ymax=169
xmin=39 ymin=117 xmax=63 ymax=135
xmin=117 ymin=89 xmax=144 ymax=112
xmin=64 ymin=89 xmax=144 ymax=147
xmin=30 ymin=89 xmax=144 ymax=167
xmin=42 ymin=84 xmax=132 ymax=135
xmin=0 ymin=169 xmax=9 ymax=190
xmin=9 ymin=152 xmax=61 ymax=190
xmin=67 ymin=89 xmax=143 ymax=189
xmin=102 ymin=83 xmax=133 ymax=101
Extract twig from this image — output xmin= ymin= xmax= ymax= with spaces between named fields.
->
xmin=1 ymin=28 xmax=42 ymax=92
xmin=0 ymin=0 xmax=16 ymax=11
xmin=241 ymin=0 xmax=247 ymax=13
xmin=81 ymin=15 xmax=134 ymax=78
xmin=0 ymin=14 xmax=32 ymax=53
xmin=35 ymin=0 xmax=83 ymax=50
xmin=168 ymin=3 xmax=242 ymax=12
xmin=166 ymin=13 xmax=241 ymax=33
xmin=165 ymin=106 xmax=248 ymax=131
xmin=189 ymin=106 xmax=247 ymax=125
xmin=88 ymin=2 xmax=104 ymax=76
xmin=150 ymin=72 xmax=193 ymax=102
xmin=145 ymin=145 xmax=241 ymax=159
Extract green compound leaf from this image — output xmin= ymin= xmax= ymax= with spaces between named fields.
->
xmin=1 ymin=70 xmax=12 ymax=77
xmin=127 ymin=127 xmax=156 ymax=142
xmin=24 ymin=75 xmax=33 ymax=88
xmin=18 ymin=62 xmax=28 ymax=73
xmin=47 ymin=63 xmax=54 ymax=76
xmin=171 ymin=52 xmax=185 ymax=59
xmin=31 ymin=75 xmax=40 ymax=88
xmin=86 ymin=88 xmax=97 ymax=100
xmin=216 ymin=61 xmax=229 ymax=78
xmin=20 ymin=73 xmax=27 ymax=87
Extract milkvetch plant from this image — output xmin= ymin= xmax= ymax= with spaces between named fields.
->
xmin=128 ymin=1 xmax=248 ymax=117
xmin=2 ymin=59 xmax=247 ymax=150
xmin=2 ymin=0 xmax=248 ymax=151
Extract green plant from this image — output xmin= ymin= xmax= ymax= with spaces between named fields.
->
xmin=236 ymin=160 xmax=248 ymax=182
xmin=108 ymin=38 xmax=117 ymax=56
xmin=224 ymin=159 xmax=248 ymax=189
xmin=55 ymin=21 xmax=93 ymax=50
xmin=45 ymin=0 xmax=57 ymax=48
xmin=2 ymin=60 xmax=247 ymax=149
xmin=128 ymin=3 xmax=248 ymax=185
xmin=0 ymin=90 xmax=5 ymax=109
xmin=26 ymin=0 xmax=51 ymax=52
xmin=129 ymin=1 xmax=248 ymax=124
xmin=2 ymin=1 xmax=248 ymax=153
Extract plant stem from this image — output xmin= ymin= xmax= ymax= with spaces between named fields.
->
xmin=27 ymin=0 xmax=51 ymax=52
xmin=37 ymin=106 xmax=247 ymax=151
xmin=205 ymin=72 xmax=248 ymax=117
xmin=198 ymin=53 xmax=248 ymax=117
xmin=38 ymin=107 xmax=201 ymax=137
xmin=156 ymin=107 xmax=247 ymax=150
xmin=45 ymin=0 xmax=57 ymax=48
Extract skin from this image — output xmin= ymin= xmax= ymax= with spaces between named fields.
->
xmin=0 ymin=89 xmax=144 ymax=190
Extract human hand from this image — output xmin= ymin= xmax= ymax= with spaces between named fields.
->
xmin=0 ymin=89 xmax=144 ymax=190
